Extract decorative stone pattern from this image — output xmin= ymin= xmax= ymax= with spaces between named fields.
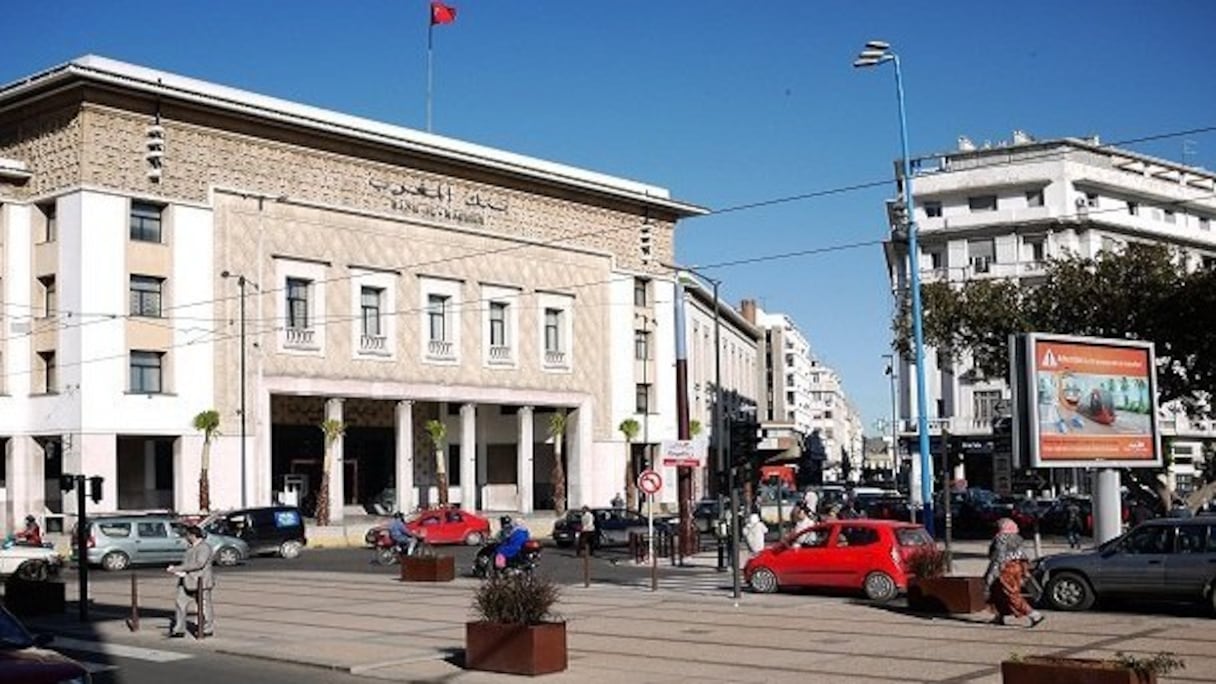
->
xmin=0 ymin=107 xmax=83 ymax=199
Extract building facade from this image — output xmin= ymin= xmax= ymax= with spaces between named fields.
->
xmin=0 ymin=56 xmax=705 ymax=531
xmin=884 ymin=132 xmax=1216 ymax=491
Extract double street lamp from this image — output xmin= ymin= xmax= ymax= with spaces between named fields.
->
xmin=855 ymin=41 xmax=935 ymax=533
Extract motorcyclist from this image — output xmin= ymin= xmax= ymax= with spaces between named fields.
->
xmin=387 ymin=512 xmax=417 ymax=557
xmin=495 ymin=516 xmax=530 ymax=566
xmin=15 ymin=515 xmax=42 ymax=547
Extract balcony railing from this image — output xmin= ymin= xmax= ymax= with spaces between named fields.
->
xmin=359 ymin=334 xmax=387 ymax=354
xmin=543 ymin=349 xmax=568 ymax=368
xmin=488 ymin=345 xmax=513 ymax=364
xmin=284 ymin=327 xmax=317 ymax=350
xmin=427 ymin=339 xmax=455 ymax=361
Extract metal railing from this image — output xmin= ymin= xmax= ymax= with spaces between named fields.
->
xmin=488 ymin=345 xmax=512 ymax=363
xmin=544 ymin=349 xmax=567 ymax=367
xmin=284 ymin=327 xmax=316 ymax=349
xmin=427 ymin=339 xmax=455 ymax=360
xmin=359 ymin=334 xmax=387 ymax=353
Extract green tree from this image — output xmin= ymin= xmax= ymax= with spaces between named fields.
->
xmin=689 ymin=419 xmax=703 ymax=437
xmin=618 ymin=418 xmax=640 ymax=512
xmin=191 ymin=410 xmax=220 ymax=512
xmin=424 ymin=419 xmax=449 ymax=507
xmin=316 ymin=419 xmax=346 ymax=526
xmin=549 ymin=410 xmax=569 ymax=515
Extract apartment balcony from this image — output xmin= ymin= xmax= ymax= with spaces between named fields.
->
xmin=358 ymin=334 xmax=388 ymax=356
xmin=488 ymin=344 xmax=514 ymax=366
xmin=917 ymin=260 xmax=1049 ymax=284
xmin=543 ymin=349 xmax=569 ymax=370
xmin=427 ymin=339 xmax=456 ymax=362
xmin=284 ymin=326 xmax=318 ymax=350
xmin=1159 ymin=416 xmax=1216 ymax=438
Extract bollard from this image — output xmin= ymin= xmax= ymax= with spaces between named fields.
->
xmin=195 ymin=578 xmax=205 ymax=640
xmin=650 ymin=533 xmax=657 ymax=592
xmin=582 ymin=547 xmax=590 ymax=588
xmin=125 ymin=572 xmax=139 ymax=632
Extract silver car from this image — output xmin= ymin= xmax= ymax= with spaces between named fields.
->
xmin=83 ymin=515 xmax=249 ymax=571
xmin=1035 ymin=517 xmax=1216 ymax=612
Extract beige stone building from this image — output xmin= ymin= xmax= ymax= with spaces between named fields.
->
xmin=0 ymin=56 xmax=703 ymax=530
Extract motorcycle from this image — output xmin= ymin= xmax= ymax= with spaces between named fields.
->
xmin=472 ymin=538 xmax=542 ymax=578
xmin=372 ymin=528 xmax=426 ymax=566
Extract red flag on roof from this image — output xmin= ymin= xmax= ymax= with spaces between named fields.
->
xmin=431 ymin=1 xmax=457 ymax=25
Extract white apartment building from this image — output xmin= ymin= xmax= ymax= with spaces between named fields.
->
xmin=0 ymin=56 xmax=705 ymax=532
xmin=884 ymin=132 xmax=1216 ymax=488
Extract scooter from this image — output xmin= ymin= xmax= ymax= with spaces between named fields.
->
xmin=472 ymin=538 xmax=542 ymax=578
xmin=372 ymin=528 xmax=425 ymax=566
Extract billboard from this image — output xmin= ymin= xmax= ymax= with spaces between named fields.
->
xmin=1013 ymin=333 xmax=1161 ymax=469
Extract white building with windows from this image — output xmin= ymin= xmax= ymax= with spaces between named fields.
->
xmin=884 ymin=132 xmax=1216 ymax=487
xmin=0 ymin=56 xmax=705 ymax=532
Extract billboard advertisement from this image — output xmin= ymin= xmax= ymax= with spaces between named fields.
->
xmin=1019 ymin=333 xmax=1161 ymax=469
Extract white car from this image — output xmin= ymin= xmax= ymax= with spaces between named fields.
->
xmin=0 ymin=540 xmax=63 ymax=581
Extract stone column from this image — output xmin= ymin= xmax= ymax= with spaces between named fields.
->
xmin=566 ymin=399 xmax=594 ymax=508
xmin=325 ymin=398 xmax=345 ymax=525
xmin=516 ymin=406 xmax=534 ymax=514
xmin=395 ymin=400 xmax=415 ymax=514
xmin=4 ymin=437 xmax=32 ymax=532
xmin=78 ymin=434 xmax=118 ymax=514
xmin=460 ymin=403 xmax=477 ymax=510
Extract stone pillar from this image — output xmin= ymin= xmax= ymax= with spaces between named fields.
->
xmin=78 ymin=434 xmax=118 ymax=514
xmin=517 ymin=406 xmax=534 ymax=514
xmin=395 ymin=400 xmax=415 ymax=514
xmin=255 ymin=388 xmax=272 ymax=507
xmin=476 ymin=408 xmax=489 ymax=508
xmin=566 ymin=400 xmax=593 ymax=509
xmin=325 ymin=398 xmax=345 ymax=525
xmin=460 ymin=403 xmax=477 ymax=510
xmin=4 ymin=437 xmax=32 ymax=532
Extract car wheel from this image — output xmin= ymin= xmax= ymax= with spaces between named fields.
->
xmin=279 ymin=540 xmax=304 ymax=559
xmin=216 ymin=546 xmax=241 ymax=567
xmin=465 ymin=531 xmax=484 ymax=546
xmin=101 ymin=551 xmax=130 ymax=572
xmin=15 ymin=560 xmax=50 ymax=582
xmin=863 ymin=571 xmax=899 ymax=603
xmin=749 ymin=567 xmax=779 ymax=594
xmin=1045 ymin=571 xmax=1095 ymax=611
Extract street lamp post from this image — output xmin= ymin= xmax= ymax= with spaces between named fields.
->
xmin=221 ymin=270 xmax=256 ymax=508
xmin=855 ymin=41 xmax=935 ymax=534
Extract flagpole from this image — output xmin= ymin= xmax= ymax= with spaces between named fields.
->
xmin=426 ymin=21 xmax=434 ymax=133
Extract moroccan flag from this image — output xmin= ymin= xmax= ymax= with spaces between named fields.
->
xmin=431 ymin=1 xmax=457 ymax=25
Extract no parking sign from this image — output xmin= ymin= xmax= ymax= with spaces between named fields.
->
xmin=637 ymin=469 xmax=662 ymax=495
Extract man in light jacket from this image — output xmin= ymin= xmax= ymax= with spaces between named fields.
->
xmin=168 ymin=525 xmax=214 ymax=638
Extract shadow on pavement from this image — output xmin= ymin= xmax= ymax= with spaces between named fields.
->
xmin=857 ymin=598 xmax=995 ymax=625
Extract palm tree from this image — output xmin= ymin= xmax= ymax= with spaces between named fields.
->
xmin=618 ymin=418 xmax=640 ymax=512
xmin=192 ymin=410 xmax=220 ymax=512
xmin=424 ymin=419 xmax=450 ymax=506
xmin=316 ymin=419 xmax=346 ymax=526
xmin=549 ymin=410 xmax=569 ymax=515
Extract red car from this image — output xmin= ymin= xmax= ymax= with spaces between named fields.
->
xmin=744 ymin=519 xmax=934 ymax=602
xmin=366 ymin=508 xmax=492 ymax=547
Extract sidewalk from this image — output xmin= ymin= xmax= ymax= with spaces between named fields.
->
xmin=25 ymin=548 xmax=1213 ymax=683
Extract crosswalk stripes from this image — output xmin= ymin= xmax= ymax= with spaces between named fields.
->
xmin=615 ymin=573 xmax=740 ymax=596
xmin=53 ymin=636 xmax=194 ymax=663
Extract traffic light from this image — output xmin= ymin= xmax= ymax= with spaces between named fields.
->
xmin=88 ymin=476 xmax=104 ymax=504
xmin=60 ymin=474 xmax=76 ymax=493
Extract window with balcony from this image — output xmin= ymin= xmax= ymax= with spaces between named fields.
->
xmin=361 ymin=286 xmax=383 ymax=337
xmin=130 ymin=275 xmax=164 ymax=317
xmin=428 ymin=294 xmax=449 ymax=342
xmin=38 ymin=351 xmax=56 ymax=394
xmin=129 ymin=350 xmax=164 ymax=394
xmin=1025 ymin=189 xmax=1044 ymax=208
xmin=974 ymin=390 xmax=1002 ymax=425
xmin=39 ymin=203 xmax=56 ymax=242
xmin=968 ymin=195 xmax=997 ymax=212
xmin=922 ymin=201 xmax=942 ymax=218
xmin=486 ymin=300 xmax=513 ymax=364
xmin=1127 ymin=201 xmax=1140 ymax=216
xmin=129 ymin=201 xmax=163 ymax=242
xmin=635 ymin=383 xmax=651 ymax=414
xmin=634 ymin=329 xmax=650 ymax=361
xmin=38 ymin=276 xmax=56 ymax=318
xmin=968 ymin=238 xmax=995 ymax=273
xmin=634 ymin=277 xmax=649 ymax=307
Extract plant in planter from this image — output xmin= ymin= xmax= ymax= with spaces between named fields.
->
xmin=400 ymin=541 xmax=455 ymax=582
xmin=466 ymin=573 xmax=567 ymax=676
xmin=904 ymin=545 xmax=987 ymax=614
xmin=1001 ymin=651 xmax=1183 ymax=684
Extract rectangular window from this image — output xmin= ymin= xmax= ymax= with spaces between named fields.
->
xmin=635 ymin=384 xmax=651 ymax=414
xmin=634 ymin=330 xmax=649 ymax=360
xmin=39 ymin=351 xmax=56 ymax=393
xmin=360 ymin=286 xmax=382 ymax=337
xmin=1201 ymin=217 xmax=1211 ymax=231
xmin=633 ymin=278 xmax=649 ymax=307
xmin=968 ymin=239 xmax=996 ymax=273
xmin=130 ymin=351 xmax=164 ymax=393
xmin=39 ymin=276 xmax=56 ymax=318
xmin=40 ymin=203 xmax=56 ymax=242
xmin=926 ymin=250 xmax=944 ymax=270
xmin=489 ymin=302 xmax=508 ymax=346
xmin=428 ymin=294 xmax=448 ymax=342
xmin=1025 ymin=237 xmax=1046 ymax=262
xmin=129 ymin=201 xmax=163 ymax=242
xmin=286 ymin=278 xmax=311 ymax=329
xmin=973 ymin=390 xmax=1002 ymax=424
xmin=1127 ymin=201 xmax=1140 ymax=216
xmin=968 ymin=195 xmax=997 ymax=212
xmin=923 ymin=201 xmax=942 ymax=218
xmin=130 ymin=275 xmax=164 ymax=317
xmin=1025 ymin=189 xmax=1044 ymax=207
xmin=1164 ymin=209 xmax=1177 ymax=225
xmin=544 ymin=308 xmax=562 ymax=353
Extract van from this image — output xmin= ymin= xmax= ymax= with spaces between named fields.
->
xmin=202 ymin=506 xmax=307 ymax=559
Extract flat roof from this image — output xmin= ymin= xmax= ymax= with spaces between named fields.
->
xmin=0 ymin=55 xmax=707 ymax=218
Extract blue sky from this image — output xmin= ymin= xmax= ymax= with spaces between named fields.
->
xmin=4 ymin=1 xmax=1216 ymax=433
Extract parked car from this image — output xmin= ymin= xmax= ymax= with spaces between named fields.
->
xmin=0 ymin=605 xmax=91 ymax=683
xmin=0 ymin=538 xmax=62 ymax=582
xmin=81 ymin=514 xmax=249 ymax=571
xmin=202 ymin=506 xmax=307 ymax=558
xmin=553 ymin=508 xmax=673 ymax=548
xmin=744 ymin=519 xmax=934 ymax=602
xmin=364 ymin=508 xmax=492 ymax=547
xmin=1036 ymin=518 xmax=1216 ymax=612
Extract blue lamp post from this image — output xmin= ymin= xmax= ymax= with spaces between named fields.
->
xmin=855 ymin=41 xmax=935 ymax=534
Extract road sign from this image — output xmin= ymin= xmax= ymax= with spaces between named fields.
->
xmin=638 ymin=469 xmax=662 ymax=495
xmin=660 ymin=439 xmax=707 ymax=468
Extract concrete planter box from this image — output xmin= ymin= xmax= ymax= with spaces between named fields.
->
xmin=2 ymin=578 xmax=66 ymax=617
xmin=465 ymin=621 xmax=567 ymax=676
xmin=400 ymin=555 xmax=455 ymax=582
xmin=1002 ymin=657 xmax=1156 ymax=684
xmin=907 ymin=576 xmax=987 ymax=614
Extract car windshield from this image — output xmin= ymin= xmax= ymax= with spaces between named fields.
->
xmin=0 ymin=609 xmax=34 ymax=650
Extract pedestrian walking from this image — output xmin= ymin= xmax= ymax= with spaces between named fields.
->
xmin=167 ymin=525 xmax=215 ymax=638
xmin=1065 ymin=501 xmax=1083 ymax=549
xmin=984 ymin=518 xmax=1043 ymax=628
xmin=742 ymin=513 xmax=768 ymax=566
xmin=579 ymin=506 xmax=597 ymax=557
